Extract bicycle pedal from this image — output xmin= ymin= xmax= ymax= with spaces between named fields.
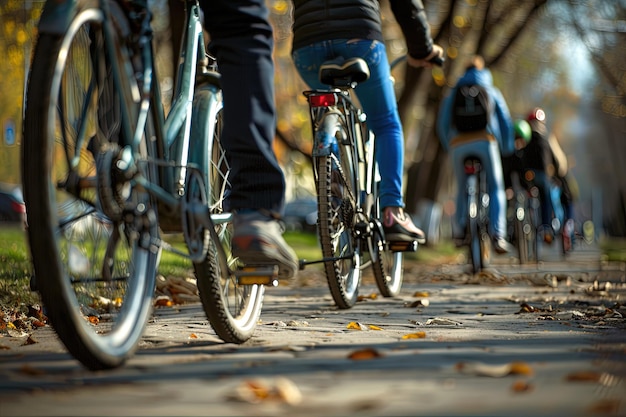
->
xmin=387 ymin=240 xmax=418 ymax=252
xmin=235 ymin=265 xmax=279 ymax=286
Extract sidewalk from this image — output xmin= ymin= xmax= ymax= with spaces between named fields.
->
xmin=1 ymin=243 xmax=624 ymax=416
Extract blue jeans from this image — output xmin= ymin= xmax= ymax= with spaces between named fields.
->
xmin=200 ymin=0 xmax=286 ymax=214
xmin=292 ymin=39 xmax=404 ymax=209
xmin=451 ymin=140 xmax=507 ymax=239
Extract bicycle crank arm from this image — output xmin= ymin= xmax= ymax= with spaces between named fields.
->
xmin=298 ymin=255 xmax=353 ymax=269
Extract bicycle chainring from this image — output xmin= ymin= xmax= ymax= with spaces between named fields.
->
xmin=97 ymin=143 xmax=132 ymax=222
xmin=181 ymin=169 xmax=209 ymax=263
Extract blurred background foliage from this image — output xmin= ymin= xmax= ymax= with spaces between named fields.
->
xmin=0 ymin=0 xmax=624 ymax=237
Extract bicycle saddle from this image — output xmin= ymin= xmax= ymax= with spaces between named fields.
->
xmin=319 ymin=57 xmax=370 ymax=87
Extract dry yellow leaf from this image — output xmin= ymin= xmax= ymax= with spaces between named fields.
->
xmin=368 ymin=324 xmax=383 ymax=331
xmin=509 ymin=361 xmax=534 ymax=376
xmin=402 ymin=331 xmax=426 ymax=339
xmin=413 ymin=291 xmax=430 ymax=297
xmin=357 ymin=293 xmax=378 ymax=301
xmin=346 ymin=321 xmax=364 ymax=330
xmin=189 ymin=333 xmax=198 ymax=339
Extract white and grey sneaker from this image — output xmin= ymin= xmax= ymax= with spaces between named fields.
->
xmin=232 ymin=210 xmax=298 ymax=280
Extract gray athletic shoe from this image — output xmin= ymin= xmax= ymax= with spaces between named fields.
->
xmin=232 ymin=210 xmax=299 ymax=280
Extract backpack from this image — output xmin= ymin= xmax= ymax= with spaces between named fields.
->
xmin=452 ymin=84 xmax=491 ymax=132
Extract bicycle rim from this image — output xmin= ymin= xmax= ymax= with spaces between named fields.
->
xmin=22 ymin=1 xmax=159 ymax=370
xmin=191 ymin=89 xmax=264 ymax=343
xmin=316 ymin=149 xmax=360 ymax=309
xmin=371 ymin=231 xmax=403 ymax=297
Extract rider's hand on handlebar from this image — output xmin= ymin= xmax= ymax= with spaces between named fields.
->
xmin=407 ymin=45 xmax=444 ymax=68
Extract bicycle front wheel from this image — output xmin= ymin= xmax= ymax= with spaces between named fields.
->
xmin=22 ymin=0 xmax=160 ymax=370
xmin=191 ymin=86 xmax=264 ymax=343
xmin=315 ymin=115 xmax=360 ymax=309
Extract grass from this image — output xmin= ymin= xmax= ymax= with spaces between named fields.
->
xmin=600 ymin=237 xmax=626 ymax=262
xmin=2 ymin=226 xmax=625 ymax=310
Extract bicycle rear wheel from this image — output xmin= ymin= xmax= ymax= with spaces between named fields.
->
xmin=369 ymin=160 xmax=403 ymax=297
xmin=467 ymin=176 xmax=482 ymax=274
xmin=315 ymin=114 xmax=360 ymax=309
xmin=191 ymin=86 xmax=264 ymax=343
xmin=22 ymin=0 xmax=159 ymax=370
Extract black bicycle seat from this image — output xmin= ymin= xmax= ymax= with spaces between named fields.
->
xmin=319 ymin=57 xmax=370 ymax=87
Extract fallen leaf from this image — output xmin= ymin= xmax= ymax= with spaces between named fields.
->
xmin=587 ymin=399 xmax=621 ymax=414
xmin=511 ymin=380 xmax=534 ymax=393
xmin=357 ymin=293 xmax=378 ymax=301
xmin=456 ymin=361 xmax=534 ymax=377
xmin=413 ymin=291 xmax=430 ymax=297
xmin=402 ymin=332 xmax=426 ymax=339
xmin=231 ymin=377 xmax=302 ymax=405
xmin=189 ymin=333 xmax=198 ymax=339
xmin=368 ymin=324 xmax=383 ymax=331
xmin=88 ymin=316 xmax=99 ymax=325
xmin=348 ymin=348 xmax=383 ymax=360
xmin=565 ymin=371 xmax=618 ymax=386
xmin=23 ymin=335 xmax=38 ymax=345
xmin=346 ymin=321 xmax=366 ymax=330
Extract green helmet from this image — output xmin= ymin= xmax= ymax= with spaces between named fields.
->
xmin=514 ymin=119 xmax=532 ymax=143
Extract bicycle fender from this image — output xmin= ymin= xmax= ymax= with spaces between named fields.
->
xmin=313 ymin=113 xmax=341 ymax=157
xmin=37 ymin=0 xmax=77 ymax=35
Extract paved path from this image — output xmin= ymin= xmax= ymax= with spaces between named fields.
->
xmin=1 ymin=242 xmax=625 ymax=416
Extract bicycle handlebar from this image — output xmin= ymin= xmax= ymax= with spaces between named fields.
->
xmin=389 ymin=54 xmax=444 ymax=71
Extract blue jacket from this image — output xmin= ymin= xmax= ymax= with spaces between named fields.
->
xmin=437 ymin=67 xmax=514 ymax=157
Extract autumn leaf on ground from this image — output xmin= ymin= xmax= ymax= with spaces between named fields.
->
xmin=357 ymin=293 xmax=378 ymax=301
xmin=402 ymin=331 xmax=426 ymax=339
xmin=189 ymin=333 xmax=198 ymax=339
xmin=511 ymin=380 xmax=534 ymax=393
xmin=565 ymin=371 xmax=618 ymax=386
xmin=348 ymin=348 xmax=383 ymax=360
xmin=413 ymin=291 xmax=430 ymax=297
xmin=368 ymin=324 xmax=383 ymax=330
xmin=455 ymin=361 xmax=534 ymax=377
xmin=230 ymin=377 xmax=302 ymax=405
xmin=346 ymin=321 xmax=367 ymax=330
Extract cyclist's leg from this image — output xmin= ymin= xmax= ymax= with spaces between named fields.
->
xmin=533 ymin=170 xmax=554 ymax=227
xmin=200 ymin=0 xmax=297 ymax=278
xmin=450 ymin=145 xmax=471 ymax=240
xmin=348 ymin=40 xmax=403 ymax=209
xmin=481 ymin=140 xmax=508 ymax=239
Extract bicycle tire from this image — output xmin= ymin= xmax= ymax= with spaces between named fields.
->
xmin=467 ymin=176 xmax=482 ymax=273
xmin=315 ymin=114 xmax=360 ymax=309
xmin=368 ymin=148 xmax=403 ymax=297
xmin=191 ymin=86 xmax=264 ymax=343
xmin=22 ymin=0 xmax=159 ymax=370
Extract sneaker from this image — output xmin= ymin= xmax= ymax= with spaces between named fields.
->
xmin=382 ymin=207 xmax=426 ymax=244
xmin=493 ymin=236 xmax=514 ymax=254
xmin=232 ymin=210 xmax=299 ymax=280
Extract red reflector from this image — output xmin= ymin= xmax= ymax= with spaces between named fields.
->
xmin=309 ymin=93 xmax=336 ymax=107
xmin=464 ymin=165 xmax=476 ymax=175
xmin=11 ymin=201 xmax=26 ymax=214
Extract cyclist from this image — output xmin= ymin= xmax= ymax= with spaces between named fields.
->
xmin=501 ymin=119 xmax=532 ymax=241
xmin=199 ymin=0 xmax=298 ymax=279
xmin=502 ymin=119 xmax=532 ymax=190
xmin=290 ymin=0 xmax=444 ymax=244
xmin=520 ymin=107 xmax=566 ymax=243
xmin=436 ymin=56 xmax=515 ymax=254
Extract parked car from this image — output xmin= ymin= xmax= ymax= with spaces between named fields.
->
xmin=283 ymin=197 xmax=317 ymax=233
xmin=0 ymin=183 xmax=27 ymax=227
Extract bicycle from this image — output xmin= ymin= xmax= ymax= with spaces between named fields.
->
xmin=463 ymin=157 xmax=492 ymax=273
xmin=298 ymin=57 xmax=425 ymax=308
xmin=508 ymin=171 xmax=538 ymax=264
xmin=22 ymin=0 xmax=276 ymax=370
